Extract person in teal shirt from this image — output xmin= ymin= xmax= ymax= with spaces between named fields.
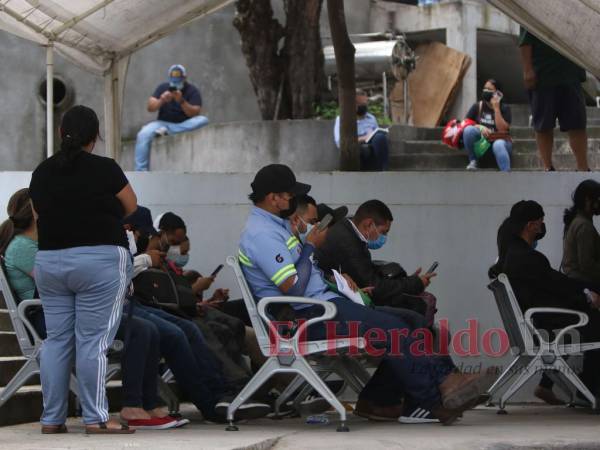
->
xmin=0 ymin=188 xmax=45 ymax=336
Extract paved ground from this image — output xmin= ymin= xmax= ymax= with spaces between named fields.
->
xmin=2 ymin=404 xmax=600 ymax=450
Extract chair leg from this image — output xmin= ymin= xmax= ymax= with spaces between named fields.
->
xmin=69 ymin=374 xmax=81 ymax=416
xmin=274 ymin=375 xmax=306 ymax=416
xmin=553 ymin=358 xmax=597 ymax=410
xmin=291 ymin=358 xmax=349 ymax=432
xmin=546 ymin=370 xmax=573 ymax=404
xmin=292 ymin=373 xmax=329 ymax=413
xmin=105 ymin=363 xmax=121 ymax=382
xmin=226 ymin=357 xmax=281 ymax=430
xmin=157 ymin=376 xmax=179 ymax=414
xmin=487 ymin=355 xmax=529 ymax=403
xmin=499 ymin=357 xmax=543 ymax=411
xmin=0 ymin=359 xmax=39 ymax=408
xmin=336 ymin=357 xmax=369 ymax=393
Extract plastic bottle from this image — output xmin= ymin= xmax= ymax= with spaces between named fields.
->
xmin=306 ymin=414 xmax=329 ymax=425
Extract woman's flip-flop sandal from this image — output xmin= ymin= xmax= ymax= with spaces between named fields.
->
xmin=85 ymin=422 xmax=135 ymax=434
xmin=41 ymin=424 xmax=68 ymax=434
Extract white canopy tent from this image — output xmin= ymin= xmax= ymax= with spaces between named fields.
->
xmin=0 ymin=0 xmax=233 ymax=159
xmin=487 ymin=0 xmax=600 ymax=79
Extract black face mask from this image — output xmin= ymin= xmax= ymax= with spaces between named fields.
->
xmin=279 ymin=197 xmax=298 ymax=219
xmin=482 ymin=90 xmax=495 ymax=102
xmin=535 ymin=223 xmax=546 ymax=241
xmin=357 ymin=105 xmax=368 ymax=116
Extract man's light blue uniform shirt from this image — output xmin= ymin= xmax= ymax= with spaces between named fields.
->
xmin=238 ymin=206 xmax=338 ymax=306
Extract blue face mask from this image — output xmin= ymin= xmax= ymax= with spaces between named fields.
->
xmin=367 ymin=224 xmax=387 ymax=250
xmin=167 ymin=245 xmax=189 ymax=268
xmin=532 ymin=240 xmax=538 ymax=250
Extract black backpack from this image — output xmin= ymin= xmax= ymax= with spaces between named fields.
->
xmin=132 ymin=268 xmax=197 ymax=316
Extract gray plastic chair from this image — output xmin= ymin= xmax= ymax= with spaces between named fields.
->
xmin=487 ymin=274 xmax=600 ymax=412
xmin=224 ymin=256 xmax=371 ymax=432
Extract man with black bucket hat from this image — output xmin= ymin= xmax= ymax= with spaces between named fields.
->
xmin=237 ymin=164 xmax=496 ymax=425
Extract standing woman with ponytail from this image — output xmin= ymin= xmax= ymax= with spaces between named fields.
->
xmin=562 ymin=179 xmax=600 ymax=284
xmin=29 ymin=105 xmax=137 ymax=434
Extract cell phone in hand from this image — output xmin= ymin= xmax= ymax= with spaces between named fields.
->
xmin=167 ymin=86 xmax=177 ymax=92
xmin=426 ymin=261 xmax=439 ymax=274
xmin=317 ymin=213 xmax=333 ymax=231
xmin=211 ymin=264 xmax=224 ymax=277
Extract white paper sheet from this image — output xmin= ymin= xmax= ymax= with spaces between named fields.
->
xmin=332 ymin=269 xmax=365 ymax=306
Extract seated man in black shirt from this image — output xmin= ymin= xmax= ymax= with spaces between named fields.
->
xmin=135 ymin=64 xmax=209 ymax=171
xmin=315 ymin=199 xmax=437 ymax=325
xmin=491 ymin=200 xmax=600 ymax=400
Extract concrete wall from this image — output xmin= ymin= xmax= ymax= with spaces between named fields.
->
xmin=0 ymin=30 xmax=105 ymax=171
xmin=1 ymin=171 xmax=596 ymax=384
xmin=119 ymin=120 xmax=339 ymax=172
xmin=0 ymin=1 xmax=372 ymax=171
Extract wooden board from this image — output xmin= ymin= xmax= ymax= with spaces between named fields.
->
xmin=391 ymin=42 xmax=470 ymax=127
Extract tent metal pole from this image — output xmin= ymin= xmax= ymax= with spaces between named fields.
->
xmin=46 ymin=42 xmax=54 ymax=159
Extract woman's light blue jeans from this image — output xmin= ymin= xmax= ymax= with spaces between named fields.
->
xmin=463 ymin=125 xmax=512 ymax=172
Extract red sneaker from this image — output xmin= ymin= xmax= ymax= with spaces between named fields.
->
xmin=126 ymin=416 xmax=179 ymax=430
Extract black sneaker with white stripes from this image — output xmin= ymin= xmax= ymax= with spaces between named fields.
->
xmin=399 ymin=405 xmax=440 ymax=424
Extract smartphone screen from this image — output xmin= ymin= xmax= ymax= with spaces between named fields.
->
xmin=318 ymin=214 xmax=333 ymax=231
xmin=426 ymin=262 xmax=439 ymax=274
xmin=211 ymin=264 xmax=224 ymax=277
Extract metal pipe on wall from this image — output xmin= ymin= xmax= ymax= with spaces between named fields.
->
xmin=46 ymin=42 xmax=54 ymax=159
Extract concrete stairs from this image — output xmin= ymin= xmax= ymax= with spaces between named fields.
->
xmin=0 ymin=293 xmax=124 ymax=426
xmin=389 ymin=125 xmax=600 ymax=171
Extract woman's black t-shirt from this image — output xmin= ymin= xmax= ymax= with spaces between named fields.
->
xmin=466 ymin=101 xmax=512 ymax=132
xmin=30 ymin=151 xmax=129 ymax=251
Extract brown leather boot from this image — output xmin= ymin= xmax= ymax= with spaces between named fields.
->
xmin=430 ymin=404 xmax=463 ymax=426
xmin=354 ymin=398 xmax=403 ymax=422
xmin=439 ymin=368 xmax=498 ymax=410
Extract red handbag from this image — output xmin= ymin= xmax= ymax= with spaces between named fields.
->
xmin=442 ymin=118 xmax=477 ymax=149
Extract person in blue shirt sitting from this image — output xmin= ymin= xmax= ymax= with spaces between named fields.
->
xmin=238 ymin=164 xmax=495 ymax=425
xmin=134 ymin=64 xmax=209 ymax=171
xmin=333 ymin=89 xmax=389 ymax=171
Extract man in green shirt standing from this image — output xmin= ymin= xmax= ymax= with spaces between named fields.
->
xmin=518 ymin=28 xmax=588 ymax=171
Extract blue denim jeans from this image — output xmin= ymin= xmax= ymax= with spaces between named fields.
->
xmin=294 ymin=298 xmax=454 ymax=409
xmin=134 ymin=115 xmax=209 ymax=171
xmin=125 ymin=302 xmax=226 ymax=417
xmin=360 ymin=131 xmax=390 ymax=171
xmin=463 ymin=125 xmax=512 ymax=172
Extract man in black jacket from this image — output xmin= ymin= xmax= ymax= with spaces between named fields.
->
xmin=497 ymin=200 xmax=600 ymax=397
xmin=315 ymin=200 xmax=436 ymax=318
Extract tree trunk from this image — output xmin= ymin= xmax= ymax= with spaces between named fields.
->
xmin=233 ymin=0 xmax=285 ymax=120
xmin=282 ymin=0 xmax=325 ymax=119
xmin=327 ymin=0 xmax=359 ymax=170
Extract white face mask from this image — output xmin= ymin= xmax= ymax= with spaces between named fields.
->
xmin=126 ymin=230 xmax=137 ymax=256
xmin=297 ymin=218 xmax=314 ymax=244
xmin=166 ymin=245 xmax=189 ymax=268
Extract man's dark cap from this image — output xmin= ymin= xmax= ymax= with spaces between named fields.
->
xmin=510 ymin=200 xmax=544 ymax=225
xmin=317 ymin=203 xmax=348 ymax=226
xmin=251 ymin=164 xmax=311 ymax=197
xmin=123 ymin=206 xmax=159 ymax=236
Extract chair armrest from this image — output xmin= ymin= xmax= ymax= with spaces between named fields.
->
xmin=524 ymin=307 xmax=588 ymax=346
xmin=257 ymin=297 xmax=337 ymax=354
xmin=16 ymin=299 xmax=43 ymax=344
